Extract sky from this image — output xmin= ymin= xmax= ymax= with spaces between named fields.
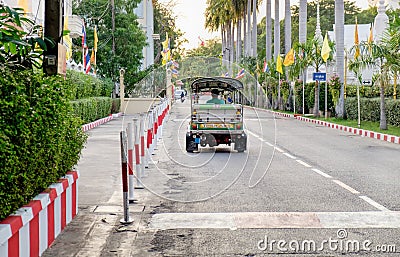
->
xmin=159 ymin=0 xmax=373 ymax=50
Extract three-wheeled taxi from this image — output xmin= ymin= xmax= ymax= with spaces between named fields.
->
xmin=185 ymin=77 xmax=247 ymax=152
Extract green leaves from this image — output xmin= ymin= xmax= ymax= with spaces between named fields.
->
xmin=0 ymin=67 xmax=88 ymax=220
xmin=0 ymin=5 xmax=48 ymax=69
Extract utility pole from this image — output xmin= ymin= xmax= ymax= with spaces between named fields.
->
xmin=111 ymin=0 xmax=115 ymax=54
xmin=43 ymin=0 xmax=63 ymax=76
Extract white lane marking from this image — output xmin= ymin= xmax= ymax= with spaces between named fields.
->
xmin=359 ymin=196 xmax=390 ymax=212
xmin=332 ymin=180 xmax=360 ymax=194
xmin=265 ymin=141 xmax=274 ymax=147
xmin=148 ymin=211 xmax=400 ymax=229
xmin=311 ymin=168 xmax=332 ymax=178
xmin=283 ymin=153 xmax=296 ymax=159
xmin=275 ymin=147 xmax=284 ymax=153
xmin=296 ymin=159 xmax=312 ymax=168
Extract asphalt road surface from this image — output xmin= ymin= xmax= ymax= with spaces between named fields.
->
xmin=43 ymin=98 xmax=400 ymax=257
xmin=129 ymin=99 xmax=400 ymax=256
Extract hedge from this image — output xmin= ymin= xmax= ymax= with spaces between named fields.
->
xmin=0 ymin=68 xmax=87 ymax=220
xmin=63 ymin=70 xmax=114 ymax=100
xmin=71 ymin=97 xmax=113 ymax=124
xmin=345 ymin=97 xmax=400 ymax=127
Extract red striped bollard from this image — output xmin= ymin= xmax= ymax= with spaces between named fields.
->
xmin=139 ymin=113 xmax=146 ymax=175
xmin=120 ymin=131 xmax=133 ymax=224
xmin=145 ymin=109 xmax=153 ymax=168
xmin=133 ymin=118 xmax=144 ymax=189
xmin=153 ymin=105 xmax=159 ymax=145
xmin=126 ymin=123 xmax=135 ymax=202
xmin=158 ymin=103 xmax=163 ymax=140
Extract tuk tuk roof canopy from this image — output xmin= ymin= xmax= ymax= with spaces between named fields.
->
xmin=190 ymin=77 xmax=244 ymax=93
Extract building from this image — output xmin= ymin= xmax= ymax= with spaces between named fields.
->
xmin=2 ymin=0 xmax=82 ymax=38
xmin=135 ymin=0 xmax=156 ymax=69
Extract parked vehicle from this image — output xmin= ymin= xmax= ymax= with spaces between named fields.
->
xmin=186 ymin=77 xmax=247 ymax=152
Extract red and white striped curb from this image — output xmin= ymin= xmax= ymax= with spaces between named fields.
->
xmin=0 ymin=171 xmax=79 ymax=257
xmin=244 ymin=106 xmax=294 ymax=119
xmin=296 ymin=116 xmax=400 ymax=144
xmin=81 ymin=113 xmax=123 ymax=132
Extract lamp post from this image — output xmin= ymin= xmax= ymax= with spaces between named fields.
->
xmin=119 ymin=68 xmax=125 ymax=112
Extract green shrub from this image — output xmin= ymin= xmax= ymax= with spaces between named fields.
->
xmin=71 ymin=97 xmax=113 ymax=124
xmin=345 ymin=97 xmax=400 ymax=127
xmin=64 ymin=70 xmax=114 ymax=100
xmin=0 ymin=68 xmax=87 ymax=220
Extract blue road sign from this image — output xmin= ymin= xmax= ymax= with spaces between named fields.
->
xmin=313 ymin=72 xmax=326 ymax=81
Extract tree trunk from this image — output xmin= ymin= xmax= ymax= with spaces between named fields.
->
xmin=299 ymin=0 xmax=307 ymax=44
xmin=313 ymin=81 xmax=320 ymax=117
xmin=231 ymin=21 xmax=235 ymax=65
xmin=284 ymin=0 xmax=291 ymax=53
xmin=243 ymin=5 xmax=247 ymax=58
xmin=237 ymin=19 xmax=242 ymax=63
xmin=274 ymin=0 xmax=280 ymax=59
xmin=252 ymin=0 xmax=257 ymax=57
xmin=335 ymin=0 xmax=346 ymax=118
xmin=247 ymin=0 xmax=251 ymax=57
xmin=266 ymin=0 xmax=272 ymax=61
xmin=380 ymin=67 xmax=387 ymax=130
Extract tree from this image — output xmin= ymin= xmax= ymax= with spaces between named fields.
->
xmin=73 ymin=0 xmax=146 ymax=87
xmin=153 ymin=0 xmax=187 ymax=63
xmin=186 ymin=38 xmax=222 ymax=58
xmin=0 ymin=5 xmax=49 ymax=70
xmin=296 ymin=38 xmax=334 ymax=116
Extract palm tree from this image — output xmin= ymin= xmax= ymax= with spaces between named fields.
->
xmin=335 ymin=0 xmax=345 ymax=118
xmin=232 ymin=0 xmax=245 ymax=63
xmin=297 ymin=38 xmax=333 ymax=116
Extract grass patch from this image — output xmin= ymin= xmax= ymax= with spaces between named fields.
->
xmin=313 ymin=117 xmax=400 ymax=137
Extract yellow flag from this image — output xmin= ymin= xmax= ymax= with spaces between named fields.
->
xmin=368 ymin=24 xmax=373 ymax=44
xmin=94 ymin=26 xmax=98 ymax=52
xmin=367 ymin=24 xmax=373 ymax=53
xmin=321 ymin=33 xmax=331 ymax=63
xmin=63 ymin=16 xmax=72 ymax=60
xmin=162 ymin=33 xmax=169 ymax=50
xmin=283 ymin=48 xmax=295 ymax=66
xmin=276 ymin=55 xmax=283 ymax=74
xmin=354 ymin=18 xmax=360 ymax=59
xmin=90 ymin=48 xmax=95 ymax=64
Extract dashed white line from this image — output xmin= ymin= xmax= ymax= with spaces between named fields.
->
xmin=332 ymin=180 xmax=360 ymax=194
xmin=247 ymin=130 xmax=391 ymax=213
xmin=296 ymin=160 xmax=312 ymax=168
xmin=359 ymin=196 xmax=390 ymax=212
xmin=311 ymin=168 xmax=332 ymax=178
xmin=283 ymin=153 xmax=296 ymax=159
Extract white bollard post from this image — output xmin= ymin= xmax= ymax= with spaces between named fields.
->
xmin=133 ymin=117 xmax=144 ymax=189
xmin=126 ymin=123 xmax=135 ymax=202
xmin=139 ymin=113 xmax=146 ymax=175
xmin=120 ymin=131 xmax=133 ymax=224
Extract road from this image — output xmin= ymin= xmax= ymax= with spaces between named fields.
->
xmin=133 ymin=99 xmax=400 ymax=256
xmin=43 ymin=99 xmax=400 ymax=256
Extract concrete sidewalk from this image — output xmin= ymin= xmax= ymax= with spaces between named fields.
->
xmin=42 ymin=115 xmax=159 ymax=257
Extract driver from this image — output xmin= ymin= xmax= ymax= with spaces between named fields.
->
xmin=206 ymin=89 xmax=225 ymax=104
